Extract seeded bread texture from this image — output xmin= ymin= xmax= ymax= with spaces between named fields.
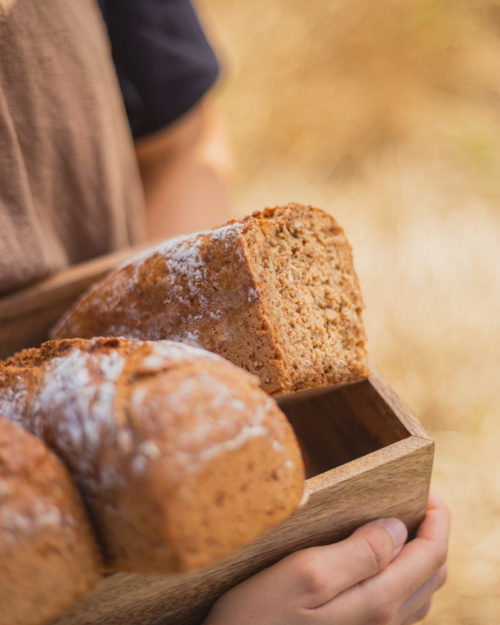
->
xmin=0 ymin=419 xmax=101 ymax=625
xmin=0 ymin=337 xmax=304 ymax=573
xmin=51 ymin=204 xmax=369 ymax=395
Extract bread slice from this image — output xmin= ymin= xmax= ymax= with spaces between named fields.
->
xmin=0 ymin=337 xmax=304 ymax=573
xmin=0 ymin=418 xmax=101 ymax=625
xmin=51 ymin=204 xmax=369 ymax=395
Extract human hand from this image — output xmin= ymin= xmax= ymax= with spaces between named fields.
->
xmin=204 ymin=491 xmax=450 ymax=625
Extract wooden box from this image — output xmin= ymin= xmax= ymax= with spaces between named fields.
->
xmin=0 ymin=255 xmax=434 ymax=625
xmin=53 ymin=372 xmax=433 ymax=625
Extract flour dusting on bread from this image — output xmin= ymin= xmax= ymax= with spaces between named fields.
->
xmin=51 ymin=204 xmax=369 ymax=395
xmin=0 ymin=337 xmax=305 ymax=573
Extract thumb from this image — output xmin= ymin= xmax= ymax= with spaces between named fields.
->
xmin=277 ymin=517 xmax=408 ymax=608
xmin=351 ymin=517 xmax=408 ymax=572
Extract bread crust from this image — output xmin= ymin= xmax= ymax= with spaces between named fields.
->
xmin=51 ymin=204 xmax=369 ymax=394
xmin=0 ymin=418 xmax=101 ymax=625
xmin=0 ymin=337 xmax=304 ymax=573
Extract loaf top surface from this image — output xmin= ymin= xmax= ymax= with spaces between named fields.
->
xmin=0 ymin=337 xmax=278 ymax=482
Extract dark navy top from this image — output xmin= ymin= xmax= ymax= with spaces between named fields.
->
xmin=97 ymin=0 xmax=220 ymax=138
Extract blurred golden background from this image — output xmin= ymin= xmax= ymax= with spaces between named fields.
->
xmin=198 ymin=0 xmax=500 ymax=622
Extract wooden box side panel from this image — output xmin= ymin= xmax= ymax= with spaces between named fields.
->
xmin=278 ymin=375 xmax=411 ymax=476
xmin=366 ymin=371 xmax=433 ymax=440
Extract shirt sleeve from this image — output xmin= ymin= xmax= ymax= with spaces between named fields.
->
xmin=97 ymin=0 xmax=220 ymax=139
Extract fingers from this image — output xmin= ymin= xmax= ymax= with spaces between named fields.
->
xmin=358 ymin=493 xmax=450 ymax=603
xmin=395 ymin=563 xmax=447 ymax=623
xmin=205 ymin=517 xmax=408 ymax=624
xmin=313 ymin=497 xmax=449 ymax=623
xmin=427 ymin=489 xmax=448 ymax=513
xmin=401 ymin=601 xmax=432 ymax=625
xmin=205 ymin=495 xmax=449 ymax=625
xmin=419 ymin=491 xmax=451 ymax=542
xmin=275 ymin=517 xmax=407 ymax=607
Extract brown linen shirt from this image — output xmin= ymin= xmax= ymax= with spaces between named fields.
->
xmin=0 ymin=0 xmax=145 ymax=295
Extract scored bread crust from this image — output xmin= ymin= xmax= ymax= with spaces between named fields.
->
xmin=0 ymin=337 xmax=304 ymax=573
xmin=0 ymin=418 xmax=102 ymax=625
xmin=51 ymin=204 xmax=369 ymax=395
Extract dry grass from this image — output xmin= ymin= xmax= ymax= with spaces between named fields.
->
xmin=197 ymin=0 xmax=500 ymax=622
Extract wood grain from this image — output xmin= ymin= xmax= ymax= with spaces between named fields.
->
xmin=54 ymin=371 xmax=434 ymax=625
xmin=278 ymin=375 xmax=411 ymax=474
xmin=0 ymin=243 xmax=156 ymax=359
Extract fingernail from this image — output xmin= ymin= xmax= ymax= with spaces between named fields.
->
xmin=377 ymin=518 xmax=407 ymax=552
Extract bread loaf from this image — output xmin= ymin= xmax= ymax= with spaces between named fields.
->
xmin=0 ymin=337 xmax=304 ymax=573
xmin=0 ymin=418 xmax=101 ymax=625
xmin=51 ymin=204 xmax=369 ymax=395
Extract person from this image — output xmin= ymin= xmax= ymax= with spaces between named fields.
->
xmin=0 ymin=1 xmax=450 ymax=623
xmin=0 ymin=0 xmax=232 ymax=294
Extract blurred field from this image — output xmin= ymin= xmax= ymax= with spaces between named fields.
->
xmin=198 ymin=0 xmax=500 ymax=622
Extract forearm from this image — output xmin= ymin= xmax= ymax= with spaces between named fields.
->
xmin=135 ymin=99 xmax=234 ymax=240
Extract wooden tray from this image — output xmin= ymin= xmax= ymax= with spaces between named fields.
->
xmin=0 ymin=253 xmax=433 ymax=625
xmin=53 ymin=371 xmax=433 ymax=625
xmin=0 ymin=245 xmax=151 ymax=359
